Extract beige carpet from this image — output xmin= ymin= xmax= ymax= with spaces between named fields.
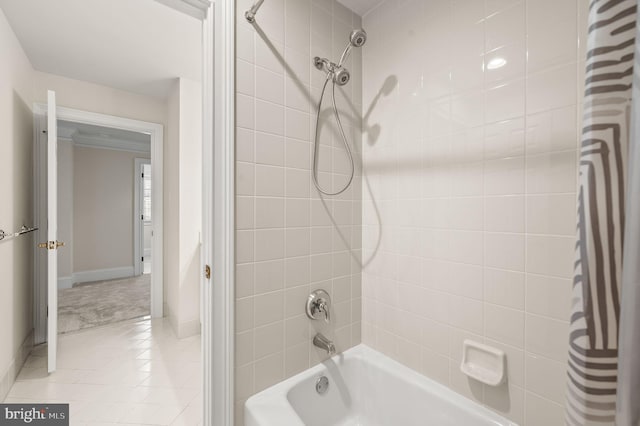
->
xmin=58 ymin=275 xmax=150 ymax=334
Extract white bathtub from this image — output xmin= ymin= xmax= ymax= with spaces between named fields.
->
xmin=245 ymin=344 xmax=516 ymax=426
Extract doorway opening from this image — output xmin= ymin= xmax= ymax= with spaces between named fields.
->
xmin=54 ymin=120 xmax=154 ymax=333
xmin=33 ymin=105 xmax=165 ymax=344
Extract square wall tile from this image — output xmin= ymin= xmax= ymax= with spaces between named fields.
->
xmin=484 ymin=268 xmax=525 ymax=310
xmin=526 ymin=274 xmax=572 ymax=321
xmin=525 ymin=314 xmax=569 ymax=362
xmin=485 ymin=196 xmax=525 ymax=233
xmin=526 ymin=0 xmax=577 ymax=73
xmin=526 ymin=64 xmax=577 ymax=115
xmin=485 ymin=304 xmax=525 ymax=348
xmin=525 ymin=354 xmax=566 ymax=404
xmin=525 ymin=392 xmax=565 ymax=425
xmin=526 ymin=151 xmax=577 ymax=194
xmin=485 ymin=233 xmax=525 ymax=271
xmin=526 ymin=106 xmax=578 ymax=155
xmin=255 ymin=100 xmax=284 ymax=136
xmin=526 ymin=235 xmax=574 ymax=278
xmin=485 ymin=2 xmax=525 ymax=52
xmin=526 ymin=194 xmax=576 ymax=236
xmin=485 ymin=79 xmax=525 ymax=124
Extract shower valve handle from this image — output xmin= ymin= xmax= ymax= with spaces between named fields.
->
xmin=317 ymin=301 xmax=330 ymax=323
xmin=305 ymin=289 xmax=332 ymax=323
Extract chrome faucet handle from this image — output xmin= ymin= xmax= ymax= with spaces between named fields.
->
xmin=306 ymin=289 xmax=332 ymax=323
xmin=318 ymin=300 xmax=330 ymax=323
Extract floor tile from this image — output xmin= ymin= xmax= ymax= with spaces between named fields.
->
xmin=4 ymin=319 xmax=201 ymax=426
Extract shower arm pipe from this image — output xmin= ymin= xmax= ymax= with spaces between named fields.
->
xmin=245 ymin=0 xmax=265 ymax=23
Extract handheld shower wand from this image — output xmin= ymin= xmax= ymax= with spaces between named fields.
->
xmin=312 ymin=29 xmax=367 ymax=196
xmin=339 ymin=29 xmax=367 ymax=67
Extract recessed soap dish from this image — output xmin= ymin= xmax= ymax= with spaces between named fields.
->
xmin=460 ymin=340 xmax=506 ymax=386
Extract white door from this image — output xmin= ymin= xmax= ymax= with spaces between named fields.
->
xmin=46 ymin=90 xmax=59 ymax=373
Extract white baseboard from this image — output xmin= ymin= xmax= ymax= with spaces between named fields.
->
xmin=70 ymin=266 xmax=134 ymax=286
xmin=58 ymin=276 xmax=74 ymax=290
xmin=176 ymin=318 xmax=201 ymax=339
xmin=0 ymin=330 xmax=33 ymax=402
xmin=165 ymin=304 xmax=200 ymax=339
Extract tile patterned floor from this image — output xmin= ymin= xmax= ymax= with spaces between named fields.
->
xmin=4 ymin=319 xmax=202 ymax=426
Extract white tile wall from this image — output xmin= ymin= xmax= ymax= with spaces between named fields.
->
xmin=361 ymin=0 xmax=586 ymax=424
xmin=234 ymin=0 xmax=363 ymax=424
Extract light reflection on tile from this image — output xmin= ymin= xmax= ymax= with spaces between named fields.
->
xmin=5 ymin=319 xmax=201 ymax=426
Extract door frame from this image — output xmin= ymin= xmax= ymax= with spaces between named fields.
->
xmin=45 ymin=91 xmax=59 ymax=372
xmin=202 ymin=0 xmax=235 ymax=424
xmin=33 ymin=105 xmax=165 ymax=344
xmin=134 ymin=157 xmax=152 ymax=276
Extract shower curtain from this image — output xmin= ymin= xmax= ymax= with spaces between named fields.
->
xmin=565 ymin=1 xmax=639 ymax=425
xmin=616 ymin=6 xmax=640 ymax=424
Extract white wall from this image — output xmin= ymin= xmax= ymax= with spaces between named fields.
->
xmin=34 ymin=71 xmax=167 ymax=124
xmin=360 ymin=1 xmax=587 ymax=424
xmin=165 ymin=79 xmax=180 ymax=328
xmin=233 ymin=1 xmax=364 ymax=423
xmin=73 ymin=146 xmax=149 ymax=275
xmin=178 ymin=78 xmax=202 ymax=336
xmin=165 ymin=77 xmax=202 ymax=338
xmin=0 ymin=7 xmax=34 ymax=401
xmin=56 ymin=145 xmax=150 ymax=287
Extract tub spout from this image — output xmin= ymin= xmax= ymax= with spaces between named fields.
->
xmin=313 ymin=333 xmax=336 ymax=355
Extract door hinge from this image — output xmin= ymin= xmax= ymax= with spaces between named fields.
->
xmin=205 ymin=265 xmax=211 ymax=280
xmin=141 ymin=256 xmax=144 ymax=262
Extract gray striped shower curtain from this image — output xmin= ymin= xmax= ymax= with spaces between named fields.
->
xmin=565 ymin=1 xmax=640 ymax=425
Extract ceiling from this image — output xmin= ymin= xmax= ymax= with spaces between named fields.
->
xmin=58 ymin=120 xmax=151 ymax=153
xmin=0 ymin=0 xmax=202 ymax=99
xmin=337 ymin=0 xmax=382 ymax=17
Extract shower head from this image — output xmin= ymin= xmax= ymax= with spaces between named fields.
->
xmin=338 ymin=28 xmax=367 ymax=67
xmin=334 ymin=68 xmax=351 ymax=86
xmin=349 ymin=29 xmax=367 ymax=47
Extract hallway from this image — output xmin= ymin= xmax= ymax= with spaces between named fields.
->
xmin=4 ymin=318 xmax=201 ymax=425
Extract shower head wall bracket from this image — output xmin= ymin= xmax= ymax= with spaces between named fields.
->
xmin=313 ymin=57 xmax=351 ymax=87
xmin=245 ymin=0 xmax=265 ymax=23
xmin=314 ymin=57 xmax=332 ymax=72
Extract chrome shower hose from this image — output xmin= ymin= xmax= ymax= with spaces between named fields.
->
xmin=312 ymin=74 xmax=355 ymax=196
